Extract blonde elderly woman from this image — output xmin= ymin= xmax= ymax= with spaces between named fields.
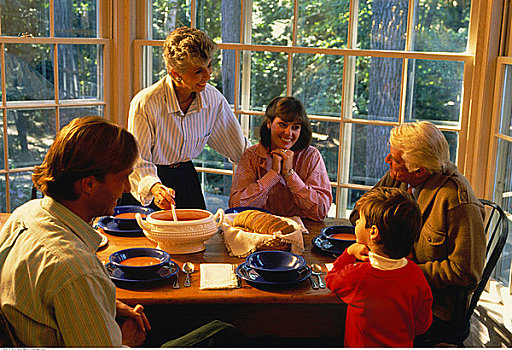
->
xmin=349 ymin=121 xmax=486 ymax=346
xmin=122 ymin=27 xmax=249 ymax=210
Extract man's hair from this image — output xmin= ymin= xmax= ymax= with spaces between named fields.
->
xmin=260 ymin=96 xmax=312 ymax=151
xmin=355 ymin=187 xmax=422 ymax=259
xmin=32 ymin=116 xmax=138 ymax=201
xmin=163 ymin=26 xmax=217 ymax=75
xmin=389 ymin=121 xmax=449 ymax=173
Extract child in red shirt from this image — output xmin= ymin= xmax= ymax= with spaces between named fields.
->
xmin=325 ymin=187 xmax=432 ymax=347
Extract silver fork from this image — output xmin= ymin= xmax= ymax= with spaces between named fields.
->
xmin=173 ymin=269 xmax=180 ymax=289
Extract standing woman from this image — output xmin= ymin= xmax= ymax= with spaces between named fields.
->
xmin=122 ymin=27 xmax=249 ymax=210
xmin=229 ymin=96 xmax=332 ymax=221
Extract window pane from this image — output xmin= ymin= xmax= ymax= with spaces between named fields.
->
xmin=201 ymin=172 xmax=232 ymax=212
xmin=499 ymin=65 xmax=512 ymax=137
xmin=196 ymin=0 xmax=241 ymax=44
xmin=152 ymin=0 xmax=191 ymax=40
xmin=405 ymin=59 xmax=464 ymax=125
xmin=493 ymin=138 xmax=512 ymax=286
xmin=9 ymin=171 xmax=33 ymax=212
xmin=353 ymin=56 xmax=402 ymax=121
xmin=194 ymin=146 xmax=233 ymax=172
xmin=1 ymin=1 xmax=50 ymax=37
xmin=348 ymin=123 xmax=392 ymax=186
xmin=0 ymin=115 xmax=4 ymax=170
xmin=249 ymin=51 xmax=287 ymax=110
xmin=58 ymin=45 xmax=101 ymax=100
xmin=441 ymin=130 xmax=458 ymax=164
xmin=310 ymin=120 xmax=339 ymax=182
xmin=338 ymin=187 xmax=368 ymax=219
xmin=0 ymin=175 xmax=6 ymax=212
xmin=148 ymin=46 xmax=167 ymax=87
xmin=292 ymin=53 xmax=343 ymax=117
xmin=297 ymin=0 xmax=349 ymax=49
xmin=328 ymin=186 xmax=337 ymax=218
xmin=217 ymin=49 xmax=240 ymax=105
xmin=7 ymin=109 xmax=56 ymax=169
xmin=251 ymin=0 xmax=293 ymax=46
xmin=247 ymin=114 xmax=264 ymax=145
xmin=59 ymin=106 xmax=104 ymax=129
xmin=54 ymin=0 xmax=98 ymax=38
xmin=413 ymin=0 xmax=470 ymax=53
xmin=358 ymin=0 xmax=408 ymax=51
xmin=5 ymin=44 xmax=54 ymax=102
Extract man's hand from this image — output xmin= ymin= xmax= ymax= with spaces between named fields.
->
xmin=116 ymin=300 xmax=151 ymax=346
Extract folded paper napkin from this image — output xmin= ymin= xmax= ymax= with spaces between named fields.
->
xmin=221 ymin=213 xmax=306 ymax=258
xmin=199 ymin=263 xmax=239 ymax=290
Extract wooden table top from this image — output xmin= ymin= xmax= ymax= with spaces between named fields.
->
xmin=97 ymin=216 xmax=350 ymax=305
xmin=0 ymin=212 xmax=349 ymax=306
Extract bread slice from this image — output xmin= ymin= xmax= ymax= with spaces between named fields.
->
xmin=233 ymin=210 xmax=253 ymax=228
xmin=269 ymin=220 xmax=295 ymax=235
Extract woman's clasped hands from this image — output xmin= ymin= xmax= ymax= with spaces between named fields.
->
xmin=270 ymin=148 xmax=294 ymax=178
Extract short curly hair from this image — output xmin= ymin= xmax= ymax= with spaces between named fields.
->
xmin=389 ymin=121 xmax=449 ymax=174
xmin=163 ymin=27 xmax=217 ymax=75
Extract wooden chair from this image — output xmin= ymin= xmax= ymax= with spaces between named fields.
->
xmin=442 ymin=199 xmax=509 ymax=346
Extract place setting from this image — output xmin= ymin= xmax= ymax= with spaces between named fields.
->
xmin=312 ymin=225 xmax=356 ymax=257
xmin=104 ymin=247 xmax=179 ymax=289
xmin=97 ymin=205 xmax=154 ymax=237
xmin=235 ymin=250 xmax=312 ymax=289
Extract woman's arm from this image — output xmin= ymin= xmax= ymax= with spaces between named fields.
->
xmin=284 ymin=147 xmax=333 ymax=221
xmin=229 ymin=147 xmax=281 ymax=208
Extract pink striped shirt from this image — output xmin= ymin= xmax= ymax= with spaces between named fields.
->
xmin=229 ymin=143 xmax=332 ymax=221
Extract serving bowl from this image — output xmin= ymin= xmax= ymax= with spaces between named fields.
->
xmin=108 ymin=247 xmax=171 ymax=279
xmin=111 ymin=205 xmax=154 ymax=230
xmin=245 ymin=250 xmax=306 ymax=282
xmin=136 ymin=208 xmax=224 ymax=254
xmin=321 ymin=225 xmax=356 ymax=250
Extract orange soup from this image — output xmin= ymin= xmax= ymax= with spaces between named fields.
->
xmin=330 ymin=233 xmax=356 ymax=241
xmin=120 ymin=256 xmax=161 ymax=266
xmin=115 ymin=212 xmax=146 ymax=219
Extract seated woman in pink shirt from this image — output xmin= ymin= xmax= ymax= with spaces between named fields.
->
xmin=229 ymin=96 xmax=332 ymax=221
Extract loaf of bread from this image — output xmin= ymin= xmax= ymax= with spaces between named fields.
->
xmin=232 ymin=210 xmax=295 ymax=235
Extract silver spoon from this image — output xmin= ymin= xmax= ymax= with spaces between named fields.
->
xmin=311 ymin=263 xmax=326 ymax=289
xmin=183 ymin=262 xmax=194 ymax=287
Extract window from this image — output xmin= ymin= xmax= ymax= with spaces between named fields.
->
xmin=138 ymin=0 xmax=472 ymax=216
xmin=489 ymin=58 xmax=512 ymax=287
xmin=0 ymin=0 xmax=109 ymax=212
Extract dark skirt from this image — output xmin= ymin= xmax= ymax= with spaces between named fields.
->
xmin=119 ymin=161 xmax=206 ymax=210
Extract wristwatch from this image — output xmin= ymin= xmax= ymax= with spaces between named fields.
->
xmin=284 ymin=169 xmax=295 ymax=179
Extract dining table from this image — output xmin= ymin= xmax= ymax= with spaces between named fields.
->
xmin=0 ymin=212 xmax=350 ymax=346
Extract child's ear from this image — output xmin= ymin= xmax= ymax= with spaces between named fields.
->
xmin=369 ymin=225 xmax=380 ymax=241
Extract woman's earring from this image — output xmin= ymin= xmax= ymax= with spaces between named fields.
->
xmin=176 ymin=76 xmax=182 ymax=82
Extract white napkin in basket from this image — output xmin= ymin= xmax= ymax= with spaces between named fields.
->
xmin=221 ymin=213 xmax=306 ymax=258
xmin=199 ymin=263 xmax=239 ymax=289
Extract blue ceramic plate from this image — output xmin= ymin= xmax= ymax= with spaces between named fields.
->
xmin=312 ymin=235 xmax=345 ymax=257
xmin=97 ymin=216 xmax=144 ymax=237
xmin=112 ymin=205 xmax=154 ymax=230
xmin=236 ymin=262 xmax=311 ymax=285
xmin=105 ymin=261 xmax=178 ymax=286
xmin=245 ymin=250 xmax=306 ymax=281
xmin=109 ymin=247 xmax=171 ymax=279
xmin=225 ymin=207 xmax=271 ymax=214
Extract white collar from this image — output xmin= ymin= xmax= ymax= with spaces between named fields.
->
xmin=369 ymin=251 xmax=408 ymax=270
